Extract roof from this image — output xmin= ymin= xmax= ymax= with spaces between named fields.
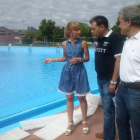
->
xmin=11 ymin=29 xmax=24 ymax=35
xmin=0 ymin=26 xmax=15 ymax=33
xmin=19 ymin=26 xmax=37 ymax=35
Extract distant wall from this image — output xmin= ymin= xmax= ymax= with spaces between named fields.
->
xmin=0 ymin=27 xmax=15 ymax=43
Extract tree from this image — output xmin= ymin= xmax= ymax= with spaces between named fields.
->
xmin=87 ymin=27 xmax=92 ymax=38
xmin=38 ymin=19 xmax=47 ymax=41
xmin=35 ymin=30 xmax=44 ymax=41
xmin=111 ymin=3 xmax=140 ymax=38
xmin=46 ymin=20 xmax=56 ymax=40
xmin=53 ymin=26 xmax=64 ymax=39
xmin=39 ymin=19 xmax=56 ymax=41
xmin=22 ymin=31 xmax=35 ymax=44
xmin=111 ymin=18 xmax=123 ymax=36
xmin=22 ymin=38 xmax=32 ymax=44
xmin=25 ymin=31 xmax=35 ymax=40
xmin=137 ymin=4 xmax=140 ymax=9
xmin=80 ymin=23 xmax=90 ymax=38
xmin=111 ymin=18 xmax=127 ymax=39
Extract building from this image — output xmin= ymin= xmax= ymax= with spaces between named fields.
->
xmin=18 ymin=26 xmax=37 ymax=43
xmin=11 ymin=29 xmax=24 ymax=43
xmin=0 ymin=27 xmax=15 ymax=43
xmin=0 ymin=26 xmax=37 ymax=44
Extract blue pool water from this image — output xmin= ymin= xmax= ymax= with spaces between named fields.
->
xmin=0 ymin=46 xmax=97 ymax=120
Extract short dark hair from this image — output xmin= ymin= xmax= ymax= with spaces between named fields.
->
xmin=89 ymin=15 xmax=109 ymax=28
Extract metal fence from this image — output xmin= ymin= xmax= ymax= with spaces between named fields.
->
xmin=0 ymin=37 xmax=97 ymax=48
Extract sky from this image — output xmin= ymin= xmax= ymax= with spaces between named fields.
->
xmin=0 ymin=0 xmax=140 ymax=30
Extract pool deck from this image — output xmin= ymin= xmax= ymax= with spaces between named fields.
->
xmin=23 ymin=106 xmax=119 ymax=140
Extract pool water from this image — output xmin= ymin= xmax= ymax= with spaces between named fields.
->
xmin=0 ymin=46 xmax=97 ymax=119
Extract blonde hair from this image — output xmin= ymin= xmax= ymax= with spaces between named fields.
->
xmin=64 ymin=21 xmax=80 ymax=38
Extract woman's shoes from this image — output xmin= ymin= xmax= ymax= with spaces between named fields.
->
xmin=82 ymin=121 xmax=90 ymax=134
xmin=65 ymin=121 xmax=89 ymax=135
xmin=65 ymin=122 xmax=74 ymax=136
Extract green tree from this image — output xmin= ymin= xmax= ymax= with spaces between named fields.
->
xmin=22 ymin=31 xmax=35 ymax=43
xmin=80 ymin=23 xmax=90 ymax=38
xmin=39 ymin=19 xmax=56 ymax=41
xmin=53 ymin=26 xmax=64 ymax=39
xmin=35 ymin=30 xmax=44 ymax=41
xmin=137 ymin=4 xmax=140 ymax=9
xmin=46 ymin=20 xmax=56 ymax=40
xmin=38 ymin=19 xmax=47 ymax=41
xmin=87 ymin=27 xmax=92 ymax=38
xmin=111 ymin=18 xmax=127 ymax=39
xmin=111 ymin=4 xmax=140 ymax=38
xmin=25 ymin=31 xmax=35 ymax=40
xmin=22 ymin=38 xmax=32 ymax=44
xmin=111 ymin=18 xmax=122 ymax=36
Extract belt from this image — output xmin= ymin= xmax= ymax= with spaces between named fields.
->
xmin=121 ymin=81 xmax=140 ymax=90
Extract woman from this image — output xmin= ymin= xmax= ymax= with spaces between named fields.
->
xmin=44 ymin=21 xmax=90 ymax=135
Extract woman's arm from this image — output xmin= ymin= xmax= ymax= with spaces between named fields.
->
xmin=43 ymin=41 xmax=66 ymax=64
xmin=81 ymin=40 xmax=89 ymax=62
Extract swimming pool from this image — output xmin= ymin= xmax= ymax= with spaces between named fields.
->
xmin=0 ymin=46 xmax=97 ymax=122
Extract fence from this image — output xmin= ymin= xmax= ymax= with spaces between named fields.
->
xmin=0 ymin=37 xmax=97 ymax=48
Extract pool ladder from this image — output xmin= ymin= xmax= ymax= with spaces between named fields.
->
xmin=56 ymin=45 xmax=60 ymax=53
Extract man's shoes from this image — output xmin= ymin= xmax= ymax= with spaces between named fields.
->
xmin=95 ymin=132 xmax=103 ymax=139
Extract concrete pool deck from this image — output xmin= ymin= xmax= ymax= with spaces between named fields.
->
xmin=1 ymin=101 xmax=125 ymax=140
xmin=0 ymin=93 xmax=103 ymax=140
xmin=0 ymin=89 xmax=122 ymax=140
xmin=23 ymin=106 xmax=120 ymax=140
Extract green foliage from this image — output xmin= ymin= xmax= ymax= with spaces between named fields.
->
xmin=137 ymin=4 xmax=140 ymax=9
xmin=111 ymin=3 xmax=140 ymax=38
xmin=46 ymin=20 xmax=56 ymax=40
xmin=33 ymin=19 xmax=93 ymax=42
xmin=35 ymin=30 xmax=44 ymax=41
xmin=22 ymin=38 xmax=32 ymax=44
xmin=22 ymin=3 xmax=140 ymax=43
xmin=38 ymin=19 xmax=47 ymax=41
xmin=111 ymin=19 xmax=119 ymax=32
xmin=25 ymin=31 xmax=35 ymax=40
xmin=22 ymin=31 xmax=35 ymax=43
xmin=53 ymin=26 xmax=64 ymax=39
xmin=87 ymin=27 xmax=92 ymax=37
xmin=111 ymin=19 xmax=126 ymax=39
xmin=111 ymin=19 xmax=122 ymax=36
xmin=80 ymin=23 xmax=90 ymax=38
xmin=39 ymin=19 xmax=56 ymax=40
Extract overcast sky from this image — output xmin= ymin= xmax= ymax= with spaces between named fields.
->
xmin=0 ymin=0 xmax=139 ymax=30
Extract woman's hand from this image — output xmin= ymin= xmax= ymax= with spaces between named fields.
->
xmin=69 ymin=57 xmax=80 ymax=64
xmin=43 ymin=58 xmax=53 ymax=64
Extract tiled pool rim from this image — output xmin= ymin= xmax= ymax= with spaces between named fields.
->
xmin=0 ymin=88 xmax=99 ymax=129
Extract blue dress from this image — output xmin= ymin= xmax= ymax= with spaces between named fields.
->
xmin=58 ymin=38 xmax=90 ymax=96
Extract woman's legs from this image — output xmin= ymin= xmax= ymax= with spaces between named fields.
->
xmin=77 ymin=96 xmax=88 ymax=128
xmin=66 ymin=94 xmax=74 ymax=130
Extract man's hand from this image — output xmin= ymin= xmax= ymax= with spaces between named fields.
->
xmin=109 ymin=84 xmax=116 ymax=94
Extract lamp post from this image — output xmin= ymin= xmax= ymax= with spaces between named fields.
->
xmin=2 ymin=21 xmax=4 ymax=26
xmin=22 ymin=21 xmax=25 ymax=30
